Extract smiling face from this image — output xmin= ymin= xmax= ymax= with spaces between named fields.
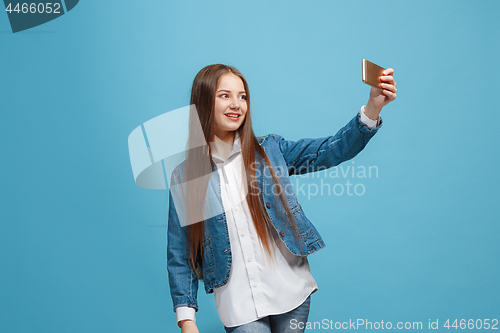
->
xmin=213 ymin=72 xmax=248 ymax=142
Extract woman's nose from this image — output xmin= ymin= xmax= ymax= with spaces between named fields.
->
xmin=230 ymin=98 xmax=240 ymax=109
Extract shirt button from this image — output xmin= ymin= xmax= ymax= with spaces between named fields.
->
xmin=253 ymin=282 xmax=258 ymax=287
xmin=280 ymin=231 xmax=285 ymax=237
xmin=248 ymin=257 xmax=252 ymax=262
xmin=266 ymin=202 xmax=271 ymax=209
xmin=241 ymin=232 xmax=246 ymax=237
xmin=235 ymin=206 xmax=240 ymax=211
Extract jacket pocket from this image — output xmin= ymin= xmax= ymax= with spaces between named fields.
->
xmin=293 ymin=207 xmax=321 ymax=248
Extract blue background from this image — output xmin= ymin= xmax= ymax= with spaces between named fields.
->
xmin=1 ymin=1 xmax=498 ymax=332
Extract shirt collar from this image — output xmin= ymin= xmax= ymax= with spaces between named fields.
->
xmin=211 ymin=131 xmax=241 ymax=163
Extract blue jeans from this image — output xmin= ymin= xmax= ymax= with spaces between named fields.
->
xmin=224 ymin=295 xmax=311 ymax=333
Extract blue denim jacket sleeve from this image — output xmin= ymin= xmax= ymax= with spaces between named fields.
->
xmin=166 ymin=171 xmax=199 ymax=313
xmin=274 ymin=112 xmax=383 ymax=175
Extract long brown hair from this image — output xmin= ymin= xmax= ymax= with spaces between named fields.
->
xmin=182 ymin=64 xmax=302 ymax=280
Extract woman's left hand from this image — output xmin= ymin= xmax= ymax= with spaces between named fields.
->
xmin=364 ymin=68 xmax=397 ymax=120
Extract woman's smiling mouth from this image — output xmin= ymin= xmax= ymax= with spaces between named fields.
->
xmin=225 ymin=113 xmax=241 ymax=121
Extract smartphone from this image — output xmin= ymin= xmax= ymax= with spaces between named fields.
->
xmin=362 ymin=59 xmax=386 ymax=90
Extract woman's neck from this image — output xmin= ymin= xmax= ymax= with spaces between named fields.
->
xmin=214 ymin=130 xmax=235 ymax=144
xmin=211 ymin=131 xmax=235 ymax=160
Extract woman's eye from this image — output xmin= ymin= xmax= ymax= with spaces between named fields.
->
xmin=218 ymin=93 xmax=246 ymax=100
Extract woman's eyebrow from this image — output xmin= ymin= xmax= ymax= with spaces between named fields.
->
xmin=216 ymin=89 xmax=246 ymax=94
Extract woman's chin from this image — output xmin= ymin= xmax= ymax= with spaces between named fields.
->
xmin=223 ymin=123 xmax=242 ymax=131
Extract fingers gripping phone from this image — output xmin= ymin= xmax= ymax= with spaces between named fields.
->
xmin=362 ymin=59 xmax=386 ymax=90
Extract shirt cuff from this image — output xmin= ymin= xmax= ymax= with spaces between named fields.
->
xmin=359 ymin=105 xmax=380 ymax=129
xmin=176 ymin=306 xmax=196 ymax=328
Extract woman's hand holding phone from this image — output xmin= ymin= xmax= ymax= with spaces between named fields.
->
xmin=364 ymin=67 xmax=398 ymax=121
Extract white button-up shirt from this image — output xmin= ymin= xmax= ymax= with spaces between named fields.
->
xmin=175 ymin=106 xmax=380 ymax=327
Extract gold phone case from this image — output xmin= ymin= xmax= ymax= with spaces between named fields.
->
xmin=362 ymin=59 xmax=385 ymax=90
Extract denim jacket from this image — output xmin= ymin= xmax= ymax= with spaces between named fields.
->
xmin=167 ymin=111 xmax=382 ymax=313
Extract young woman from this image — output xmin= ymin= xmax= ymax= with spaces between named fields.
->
xmin=167 ymin=64 xmax=397 ymax=333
